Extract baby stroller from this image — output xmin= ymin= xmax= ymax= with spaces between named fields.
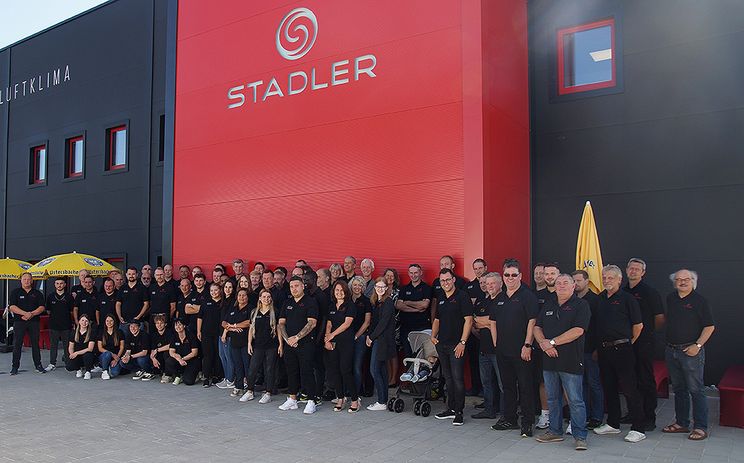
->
xmin=388 ymin=329 xmax=443 ymax=417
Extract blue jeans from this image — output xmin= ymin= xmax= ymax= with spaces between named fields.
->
xmin=122 ymin=355 xmax=152 ymax=373
xmin=370 ymin=342 xmax=388 ymax=404
xmin=544 ymin=370 xmax=587 ymax=440
xmin=582 ymin=352 xmax=604 ymax=421
xmin=231 ymin=345 xmax=250 ymax=389
xmin=99 ymin=351 xmax=122 ymax=377
xmin=353 ymin=336 xmax=369 ymax=393
xmin=219 ymin=338 xmax=234 ymax=383
xmin=478 ymin=352 xmax=504 ymax=416
xmin=666 ymin=346 xmax=708 ymax=430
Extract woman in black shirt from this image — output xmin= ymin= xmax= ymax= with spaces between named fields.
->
xmin=325 ymin=280 xmax=359 ymax=412
xmin=366 ymin=277 xmax=397 ymax=410
xmin=241 ymin=289 xmax=282 ymax=403
xmin=197 ymin=283 xmax=224 ymax=387
xmin=216 ymin=279 xmax=237 ymax=390
xmin=350 ymin=276 xmax=372 ymax=397
xmin=97 ymin=314 xmax=125 ymax=380
xmin=223 ymin=288 xmax=251 ymax=397
xmin=383 ymin=268 xmax=401 ymax=387
xmin=66 ymin=313 xmax=96 ymax=380
xmin=166 ymin=318 xmax=201 ymax=385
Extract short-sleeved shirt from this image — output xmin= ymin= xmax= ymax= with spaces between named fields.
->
xmin=580 ymin=290 xmax=600 ymax=353
xmin=176 ymin=290 xmax=200 ymax=332
xmin=150 ymin=329 xmax=172 ymax=352
xmin=9 ymin=287 xmax=45 ymax=320
xmin=117 ymin=283 xmax=150 ymax=322
xmin=99 ymin=328 xmax=125 ymax=353
xmin=536 ymin=288 xmax=557 ymax=310
xmin=474 ymin=295 xmax=497 ymax=354
xmin=74 ymin=290 xmax=99 ymax=322
xmin=465 ymin=278 xmax=486 ymax=302
xmin=434 ymin=289 xmax=473 ymax=345
xmin=536 ymin=295 xmax=591 ymax=374
xmin=623 ymin=280 xmax=664 ymax=340
xmin=398 ymin=282 xmax=432 ymax=330
xmin=46 ymin=292 xmax=74 ymax=331
xmin=125 ymin=330 xmax=150 ymax=355
xmin=665 ymin=290 xmax=714 ymax=345
xmin=491 ymin=284 xmax=539 ymax=357
xmin=97 ymin=291 xmax=119 ymax=324
xmin=328 ymin=301 xmax=357 ymax=342
xmin=198 ymin=298 xmax=224 ymax=337
xmin=595 ymin=290 xmax=642 ymax=342
xmin=170 ymin=331 xmax=198 ymax=357
xmin=224 ymin=306 xmax=250 ymax=348
xmin=279 ymin=295 xmax=319 ymax=344
xmin=351 ymin=295 xmax=372 ymax=334
xmin=149 ymin=283 xmax=178 ymax=316
xmin=252 ymin=308 xmax=279 ymax=349
xmin=68 ymin=330 xmax=95 ymax=352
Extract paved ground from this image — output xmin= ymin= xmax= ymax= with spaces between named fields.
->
xmin=1 ymin=349 xmax=742 ymax=463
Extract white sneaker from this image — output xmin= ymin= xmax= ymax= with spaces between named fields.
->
xmin=44 ymin=364 xmax=56 ymax=372
xmin=91 ymin=366 xmax=103 ymax=373
xmin=278 ymin=397 xmax=298 ymax=411
xmin=76 ymin=369 xmax=83 ymax=378
xmin=141 ymin=373 xmax=155 ymax=381
xmin=303 ymin=400 xmax=317 ymax=414
xmin=226 ymin=380 xmax=235 ymax=388
xmin=83 ymin=371 xmax=91 ymax=380
xmin=230 ymin=388 xmax=242 ymax=397
xmin=259 ymin=392 xmax=271 ymax=404
xmin=566 ymin=423 xmax=572 ymax=435
xmin=240 ymin=390 xmax=254 ymax=402
xmin=172 ymin=376 xmax=182 ymax=385
xmin=624 ymin=430 xmax=646 ymax=443
xmin=132 ymin=370 xmax=144 ymax=380
xmin=536 ymin=411 xmax=550 ymax=429
xmin=594 ymin=424 xmax=621 ymax=435
xmin=101 ymin=370 xmax=111 ymax=380
xmin=366 ymin=402 xmax=388 ymax=411
xmin=161 ymin=375 xmax=172 ymax=384
xmin=214 ymin=379 xmax=230 ymax=389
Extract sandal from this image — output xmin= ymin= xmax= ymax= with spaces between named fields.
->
xmin=688 ymin=429 xmax=708 ymax=441
xmin=662 ymin=423 xmax=690 ymax=433
xmin=333 ymin=399 xmax=346 ymax=412
xmin=348 ymin=402 xmax=360 ymax=413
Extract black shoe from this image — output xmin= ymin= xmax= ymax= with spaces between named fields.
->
xmin=471 ymin=411 xmax=496 ymax=419
xmin=435 ymin=409 xmax=457 ymax=420
xmin=453 ymin=413 xmax=464 ymax=426
xmin=9 ymin=368 xmax=18 ymax=376
xmin=35 ymin=365 xmax=46 ymax=374
xmin=644 ymin=422 xmax=657 ymax=432
xmin=586 ymin=419 xmax=602 ymax=429
xmin=619 ymin=414 xmax=632 ymax=424
xmin=521 ymin=424 xmax=533 ymax=437
xmin=474 ymin=401 xmax=485 ymax=409
xmin=202 ymin=379 xmax=211 ymax=388
xmin=491 ymin=419 xmax=520 ymax=431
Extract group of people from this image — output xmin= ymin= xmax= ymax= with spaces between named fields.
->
xmin=6 ymin=255 xmax=714 ymax=451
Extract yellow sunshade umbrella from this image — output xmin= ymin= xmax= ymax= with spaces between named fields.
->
xmin=575 ymin=201 xmax=604 ymax=294
xmin=28 ymin=251 xmax=117 ymax=278
xmin=0 ymin=258 xmax=33 ymax=280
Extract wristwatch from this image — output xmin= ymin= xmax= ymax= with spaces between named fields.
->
xmin=459 ymin=340 xmax=466 ymax=345
xmin=549 ymin=339 xmax=556 ymax=346
xmin=524 ymin=343 xmax=531 ymax=348
xmin=695 ymin=343 xmax=703 ymax=349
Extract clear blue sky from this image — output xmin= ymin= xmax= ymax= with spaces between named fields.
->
xmin=0 ymin=0 xmax=108 ymax=49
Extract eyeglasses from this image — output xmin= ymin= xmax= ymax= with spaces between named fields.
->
xmin=374 ymin=285 xmax=387 ymax=289
xmin=440 ymin=278 xmax=454 ymax=283
xmin=503 ymin=273 xmax=520 ymax=278
xmin=674 ymin=278 xmax=692 ymax=283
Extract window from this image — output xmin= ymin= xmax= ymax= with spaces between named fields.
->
xmin=158 ymin=114 xmax=165 ymax=162
xmin=29 ymin=145 xmax=47 ymax=185
xmin=557 ymin=18 xmax=616 ymax=95
xmin=65 ymin=136 xmax=84 ymax=178
xmin=106 ymin=125 xmax=127 ymax=170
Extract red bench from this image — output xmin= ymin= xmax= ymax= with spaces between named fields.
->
xmin=654 ymin=360 xmax=669 ymax=398
xmin=720 ymin=365 xmax=744 ymax=428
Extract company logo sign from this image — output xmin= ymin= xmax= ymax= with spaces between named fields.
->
xmin=37 ymin=257 xmax=56 ymax=267
xmin=83 ymin=257 xmax=105 ymax=267
xmin=227 ymin=7 xmax=377 ymax=109
xmin=0 ymin=65 xmax=71 ymax=105
xmin=18 ymin=263 xmax=31 ymax=270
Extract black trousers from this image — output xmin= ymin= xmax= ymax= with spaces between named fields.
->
xmin=325 ymin=337 xmax=358 ymax=401
xmin=246 ymin=346 xmax=278 ymax=392
xmin=437 ymin=343 xmax=466 ymax=414
xmin=165 ymin=356 xmax=201 ymax=385
xmin=49 ymin=329 xmax=71 ymax=366
xmin=634 ymin=337 xmax=658 ymax=424
xmin=598 ymin=343 xmax=645 ymax=432
xmin=466 ymin=336 xmax=481 ymax=393
xmin=312 ymin=341 xmax=326 ymax=397
xmin=65 ymin=352 xmax=95 ymax=372
xmin=497 ymin=353 xmax=535 ymax=425
xmin=285 ymin=341 xmax=316 ymax=399
xmin=12 ymin=319 xmax=41 ymax=369
xmin=201 ymin=334 xmax=220 ymax=380
xmin=152 ymin=351 xmax=168 ymax=374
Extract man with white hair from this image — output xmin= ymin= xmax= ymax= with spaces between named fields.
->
xmin=360 ymin=258 xmax=375 ymax=297
xmin=662 ymin=269 xmax=714 ymax=441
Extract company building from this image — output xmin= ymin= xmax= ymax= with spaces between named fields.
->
xmin=0 ymin=0 xmax=741 ymax=381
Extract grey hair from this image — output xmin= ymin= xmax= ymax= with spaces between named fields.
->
xmin=669 ymin=269 xmax=698 ymax=289
xmin=328 ymin=263 xmax=342 ymax=273
xmin=361 ymin=258 xmax=375 ymax=269
xmin=556 ymin=273 xmax=575 ymax=283
xmin=627 ymin=258 xmax=647 ymax=271
xmin=601 ymin=264 xmax=623 ymax=279
xmin=484 ymin=271 xmax=502 ymax=282
xmin=349 ymin=275 xmax=366 ymax=288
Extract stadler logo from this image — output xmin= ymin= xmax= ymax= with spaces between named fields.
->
xmin=276 ymin=7 xmax=318 ymax=61
xmin=227 ymin=7 xmax=377 ymax=109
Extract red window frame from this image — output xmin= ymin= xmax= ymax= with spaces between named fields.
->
xmin=557 ymin=18 xmax=616 ymax=95
xmin=66 ymin=136 xmax=84 ymax=178
xmin=107 ymin=125 xmax=127 ymax=170
xmin=30 ymin=145 xmax=47 ymax=184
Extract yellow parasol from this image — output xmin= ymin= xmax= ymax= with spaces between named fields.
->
xmin=0 ymin=258 xmax=33 ymax=280
xmin=575 ymin=201 xmax=605 ymax=294
xmin=28 ymin=251 xmax=117 ymax=278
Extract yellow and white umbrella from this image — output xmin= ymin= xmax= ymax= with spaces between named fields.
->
xmin=0 ymin=258 xmax=33 ymax=280
xmin=575 ymin=201 xmax=604 ymax=294
xmin=28 ymin=251 xmax=117 ymax=278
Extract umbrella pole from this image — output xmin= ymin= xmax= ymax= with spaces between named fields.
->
xmin=1 ymin=280 xmax=11 ymax=353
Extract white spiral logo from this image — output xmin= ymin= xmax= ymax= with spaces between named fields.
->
xmin=276 ymin=7 xmax=318 ymax=61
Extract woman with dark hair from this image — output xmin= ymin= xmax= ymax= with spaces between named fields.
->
xmin=240 ymin=289 xmax=282 ymax=403
xmin=350 ymin=276 xmax=372 ymax=398
xmin=166 ymin=318 xmax=201 ymax=385
xmin=215 ymin=279 xmax=237 ymax=390
xmin=325 ymin=280 xmax=359 ymax=412
xmin=366 ymin=277 xmax=397 ymax=411
xmin=66 ymin=313 xmax=96 ymax=380
xmin=383 ymin=268 xmax=401 ymax=387
xmin=197 ymin=283 xmax=224 ymax=388
xmin=223 ymin=288 xmax=251 ymax=397
xmin=97 ymin=313 xmax=125 ymax=380
xmin=238 ymin=274 xmax=259 ymax=308
xmin=223 ymin=280 xmax=236 ymax=307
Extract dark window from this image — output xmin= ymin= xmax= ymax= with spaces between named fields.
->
xmin=158 ymin=114 xmax=165 ymax=162
xmin=557 ymin=18 xmax=616 ymax=95
xmin=106 ymin=125 xmax=127 ymax=170
xmin=65 ymin=136 xmax=84 ymax=178
xmin=29 ymin=145 xmax=47 ymax=185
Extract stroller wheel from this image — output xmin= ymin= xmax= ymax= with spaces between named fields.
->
xmin=387 ymin=398 xmax=395 ymax=411
xmin=393 ymin=398 xmax=405 ymax=413
xmin=420 ymin=401 xmax=431 ymax=417
xmin=414 ymin=401 xmax=421 ymax=416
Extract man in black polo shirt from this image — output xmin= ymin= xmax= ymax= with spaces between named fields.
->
xmin=572 ymin=270 xmax=603 ymax=429
xmin=663 ymin=269 xmax=715 ymax=440
xmin=396 ymin=264 xmax=432 ymax=358
xmin=97 ymin=278 xmax=119 ymax=326
xmin=534 ymin=274 xmax=591 ymax=450
xmin=175 ymin=278 xmax=200 ymax=334
xmin=472 ymin=272 xmax=503 ymax=420
xmin=150 ymin=267 xmax=178 ymax=324
xmin=622 ymin=258 xmax=665 ymax=431
xmin=230 ymin=259 xmax=245 ymax=286
xmin=163 ymin=264 xmax=179 ymax=292
xmin=533 ymin=263 xmax=547 ymax=293
xmin=73 ymin=275 xmax=99 ymax=326
xmin=305 ymin=270 xmax=330 ymax=403
xmin=278 ymin=276 xmax=319 ymax=414
xmin=464 ymin=259 xmax=488 ymax=396
xmin=593 ymin=265 xmax=646 ymax=443
xmin=9 ymin=272 xmax=46 ymax=375
xmin=115 ymin=267 xmax=150 ymax=331
xmin=466 ymin=259 xmax=488 ymax=302
xmin=121 ymin=321 xmax=153 ymax=379
xmin=45 ymin=277 xmax=74 ymax=372
xmin=534 ymin=263 xmax=559 ymax=430
xmin=431 ymin=268 xmax=473 ymax=426
xmin=491 ymin=260 xmax=538 ymax=437
xmin=178 ymin=265 xmax=191 ymax=282
xmin=341 ymin=256 xmax=357 ymax=282
xmin=70 ymin=269 xmax=94 ymax=300
xmin=430 ymin=255 xmax=467 ymax=321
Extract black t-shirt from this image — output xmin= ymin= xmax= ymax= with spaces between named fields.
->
xmin=536 ymin=295 xmax=591 ymax=374
xmin=71 ymin=284 xmax=96 ymax=299
xmin=149 ymin=283 xmax=177 ymax=316
xmin=474 ymin=295 xmax=497 ymax=354
xmin=198 ymin=298 xmax=224 ymax=337
xmin=68 ymin=329 xmax=95 ymax=352
xmin=9 ymin=287 xmax=45 ymax=320
xmin=311 ymin=288 xmax=330 ymax=341
xmin=170 ymin=331 xmax=198 ymax=357
xmin=491 ymin=284 xmax=539 ymax=357
xmin=252 ymin=308 xmax=279 ymax=349
xmin=99 ymin=328 xmax=125 ymax=353
xmin=595 ymin=290 xmax=642 ymax=342
xmin=434 ymin=289 xmax=473 ymax=345
xmin=580 ymin=290 xmax=600 ymax=353
xmin=125 ymin=330 xmax=150 ymax=355
xmin=74 ymin=289 xmax=99 ymax=322
xmin=97 ymin=291 xmax=119 ymax=324
xmin=328 ymin=301 xmax=357 ymax=342
xmin=623 ymin=280 xmax=664 ymax=340
xmin=46 ymin=292 xmax=74 ymax=331
xmin=117 ymin=282 xmax=150 ymax=322
xmin=351 ymin=295 xmax=372 ymax=334
xmin=269 ymin=285 xmax=287 ymax=310
xmin=279 ymin=295 xmax=319 ymax=344
xmin=465 ymin=278 xmax=486 ymax=301
xmin=224 ymin=306 xmax=250 ymax=348
xmin=150 ymin=328 xmax=172 ymax=352
xmin=536 ymin=288 xmax=557 ymax=310
xmin=398 ymin=281 xmax=433 ymax=330
xmin=176 ymin=290 xmax=200 ymax=333
xmin=665 ymin=290 xmax=714 ymax=345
